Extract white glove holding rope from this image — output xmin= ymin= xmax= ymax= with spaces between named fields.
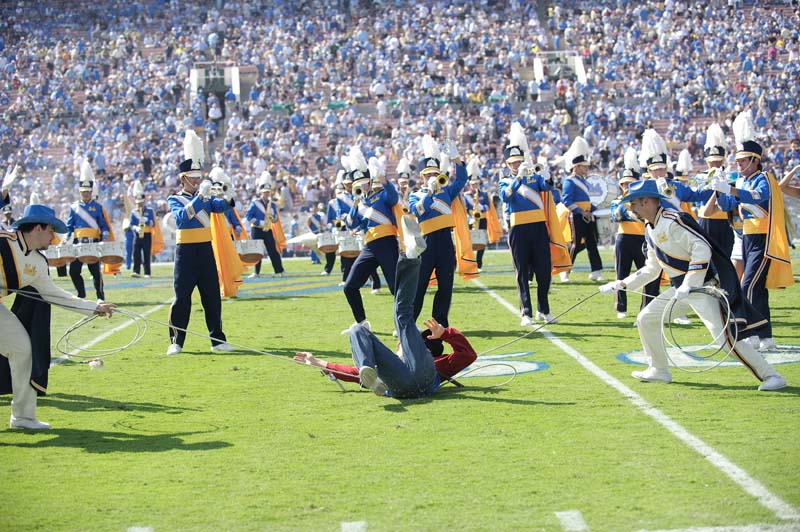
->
xmin=198 ymin=180 xmax=213 ymax=200
xmin=599 ymin=280 xmax=624 ymax=294
xmin=711 ymin=178 xmax=731 ymax=194
xmin=673 ymin=284 xmax=691 ymax=300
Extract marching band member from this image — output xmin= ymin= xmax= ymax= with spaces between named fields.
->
xmin=640 ymin=129 xmax=705 ymax=217
xmin=696 ymin=123 xmax=735 ymax=258
xmin=561 ymin=136 xmax=604 ymax=282
xmin=66 ymin=161 xmax=108 ymax=301
xmin=246 ymin=177 xmax=286 ymax=279
xmin=308 ymin=202 xmax=335 ymax=275
xmin=710 ymin=110 xmax=794 ymax=351
xmin=408 ymin=136 xmax=470 ymax=328
xmin=129 ymin=184 xmax=155 ymax=279
xmin=464 ymin=159 xmax=502 ymax=271
xmin=1 ymin=205 xmax=117 ymax=430
xmin=342 ymin=145 xmax=399 ymax=331
xmin=166 ymin=130 xmax=235 ymax=356
xmin=610 ymin=147 xmax=659 ymax=319
xmin=499 ymin=123 xmax=570 ymax=326
xmin=599 ymin=179 xmax=785 ymax=391
xmin=0 ymin=205 xmax=14 ymax=230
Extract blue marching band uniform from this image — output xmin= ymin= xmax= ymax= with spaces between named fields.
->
xmin=245 ymin=183 xmax=285 ymax=277
xmin=562 ymin=173 xmax=603 ymax=277
xmin=308 ymin=207 xmax=335 ymax=274
xmin=408 ymin=157 xmax=468 ymax=327
xmin=66 ymin=181 xmax=108 ymax=300
xmin=335 ymin=180 xmax=380 ymax=289
xmin=129 ymin=197 xmax=155 ymax=277
xmin=499 ymin=149 xmax=554 ymax=325
xmin=344 ymin=169 xmax=398 ymax=325
xmin=463 ymin=181 xmax=491 ymax=270
xmin=166 ymin=157 xmax=233 ymax=354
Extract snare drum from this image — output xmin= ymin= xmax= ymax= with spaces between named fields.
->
xmin=337 ymin=234 xmax=361 ymax=258
xmin=76 ymin=242 xmax=101 ymax=264
xmin=99 ymin=241 xmax=125 ymax=264
xmin=235 ymin=239 xmax=266 ymax=264
xmin=44 ymin=245 xmax=69 ymax=267
xmin=317 ymin=232 xmax=338 ymax=253
xmin=470 ymin=229 xmax=489 ymax=251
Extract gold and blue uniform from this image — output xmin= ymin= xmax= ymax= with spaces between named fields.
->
xmin=562 ymin=175 xmax=603 ymax=273
xmin=129 ymin=206 xmax=155 ymax=276
xmin=464 ymin=186 xmax=491 ymax=269
xmin=66 ymin=199 xmax=109 ymax=299
xmin=409 ymin=163 xmax=468 ymax=327
xmin=167 ymin=191 xmax=232 ymax=348
xmin=245 ymin=198 xmax=284 ymax=275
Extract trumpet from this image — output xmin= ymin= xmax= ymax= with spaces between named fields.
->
xmin=471 ymin=189 xmax=482 ymax=229
xmin=436 ymin=173 xmax=449 ymax=187
xmin=353 ymin=184 xmax=365 ymax=197
xmin=334 ymin=219 xmax=346 ymax=229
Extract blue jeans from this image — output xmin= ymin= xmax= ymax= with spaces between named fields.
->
xmin=349 ymin=257 xmax=439 ymax=398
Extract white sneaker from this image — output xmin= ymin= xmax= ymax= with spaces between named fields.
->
xmin=631 ymin=367 xmax=672 ymax=383
xmin=341 ymin=320 xmax=371 ymax=335
xmin=358 ymin=366 xmax=388 ymax=396
xmin=338 ymin=281 xmax=346 ymax=287
xmin=248 ymin=272 xmax=260 ymax=279
xmin=273 ymin=272 xmax=285 ymax=278
xmin=131 ymin=272 xmax=141 ymax=278
xmin=617 ymin=312 xmax=627 ymax=319
xmin=166 ymin=343 xmax=182 ymax=356
xmin=535 ymin=311 xmax=558 ymax=324
xmin=673 ymin=316 xmax=692 ymax=325
xmin=401 ymin=215 xmax=427 ymax=259
xmin=559 ymin=271 xmax=570 ymax=283
xmin=758 ymin=374 xmax=787 ymax=392
xmin=589 ymin=270 xmax=605 ymax=282
xmin=144 ymin=274 xmax=151 ymax=278
xmin=320 ymin=270 xmax=330 ymax=276
xmin=210 ymin=342 xmax=235 ymax=353
xmin=9 ymin=416 xmax=51 ymax=430
xmin=758 ymin=338 xmax=777 ymax=352
xmin=371 ymin=288 xmax=380 ymax=295
xmin=520 ymin=315 xmax=534 ymax=327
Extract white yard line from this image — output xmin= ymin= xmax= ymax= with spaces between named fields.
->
xmin=555 ymin=510 xmax=589 ymax=531
xmin=52 ymin=300 xmax=172 ymax=365
xmin=472 ymin=279 xmax=800 ymax=521
xmin=636 ymin=525 xmax=800 ymax=532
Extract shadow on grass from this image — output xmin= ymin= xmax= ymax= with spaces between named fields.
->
xmin=669 ymin=381 xmax=800 ymax=396
xmin=42 ymin=393 xmax=200 ymax=414
xmin=382 ymin=387 xmax=576 ymax=411
xmin=0 ymin=428 xmax=231 ymax=453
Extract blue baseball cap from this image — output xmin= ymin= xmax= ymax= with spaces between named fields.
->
xmin=12 ymin=204 xmax=68 ymax=233
xmin=619 ymin=179 xmax=667 ymax=203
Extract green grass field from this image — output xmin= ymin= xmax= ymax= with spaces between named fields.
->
xmin=1 ymin=249 xmax=799 ymax=532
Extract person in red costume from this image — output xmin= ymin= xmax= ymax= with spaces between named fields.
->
xmin=294 ymin=249 xmax=477 ymax=398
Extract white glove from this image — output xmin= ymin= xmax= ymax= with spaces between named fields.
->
xmin=674 ymin=284 xmax=691 ymax=300
xmin=198 ymin=180 xmax=213 ymax=200
xmin=711 ymin=178 xmax=731 ymax=194
xmin=130 ymin=225 xmax=140 ymax=233
xmin=427 ymin=175 xmax=439 ymax=191
xmin=516 ymin=162 xmax=532 ymax=179
xmin=537 ymin=165 xmax=550 ymax=181
xmin=2 ymin=164 xmax=19 ymax=192
xmin=656 ymin=177 xmax=667 ymax=190
xmin=599 ymin=280 xmax=624 ymax=294
xmin=445 ymin=141 xmax=459 ymax=161
xmin=223 ymin=187 xmax=234 ymax=202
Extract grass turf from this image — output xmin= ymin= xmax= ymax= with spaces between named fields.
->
xmin=1 ymin=249 xmax=798 ymax=531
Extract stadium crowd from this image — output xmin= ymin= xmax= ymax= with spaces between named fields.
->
xmin=0 ymin=0 xmax=798 ymax=240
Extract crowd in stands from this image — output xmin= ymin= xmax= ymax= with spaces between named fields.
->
xmin=0 ymin=0 xmax=798 ymax=245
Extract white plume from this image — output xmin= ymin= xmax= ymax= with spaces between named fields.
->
xmin=258 ymin=170 xmax=272 ymax=187
xmin=507 ymin=122 xmax=530 ymax=160
xmin=349 ymin=145 xmax=368 ymax=172
xmin=638 ymin=129 xmax=667 ymax=168
xmin=422 ymin=134 xmax=438 ymax=159
xmin=80 ymin=159 xmax=94 ymax=183
xmin=439 ymin=151 xmax=450 ymax=174
xmin=183 ymin=129 xmax=205 ymax=166
xmin=395 ymin=157 xmax=411 ymax=175
xmin=30 ymin=191 xmax=41 ymax=204
xmin=623 ymin=147 xmax=639 ymax=171
xmin=704 ymin=123 xmax=726 ymax=150
xmin=466 ymin=157 xmax=481 ymax=178
xmin=133 ymin=180 xmax=145 ymax=197
xmin=368 ymin=156 xmax=385 ymax=178
xmin=208 ymin=166 xmax=226 ymax=182
xmin=676 ymin=149 xmax=693 ymax=174
xmin=340 ymin=155 xmax=352 ymax=173
xmin=733 ymin=110 xmax=757 ymax=145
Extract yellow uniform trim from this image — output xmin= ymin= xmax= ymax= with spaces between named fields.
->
xmin=743 ymin=217 xmax=769 ymax=235
xmin=699 ymin=211 xmax=728 ymax=220
xmin=176 ymin=227 xmax=213 ymax=244
xmin=571 ymin=200 xmax=591 ymax=212
xmin=510 ymin=209 xmax=546 ymax=226
xmin=75 ymin=228 xmax=101 ymax=239
xmin=419 ymin=214 xmax=454 ymax=235
xmin=364 ymin=224 xmax=398 ymax=244
xmin=141 ymin=227 xmax=153 ymax=234
xmin=617 ymin=221 xmax=645 ymax=235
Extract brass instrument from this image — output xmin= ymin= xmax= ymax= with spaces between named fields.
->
xmin=658 ymin=180 xmax=676 ymax=198
xmin=353 ymin=183 xmax=365 ymax=197
xmin=471 ymin=189 xmax=482 ymax=230
xmin=401 ymin=188 xmax=410 ymax=214
xmin=436 ymin=173 xmax=449 ymax=187
xmin=137 ymin=208 xmax=145 ymax=239
xmin=334 ymin=219 xmax=346 ymax=229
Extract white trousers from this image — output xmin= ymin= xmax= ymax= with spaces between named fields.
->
xmin=636 ymin=287 xmax=778 ymax=381
xmin=0 ymin=304 xmax=37 ymax=419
